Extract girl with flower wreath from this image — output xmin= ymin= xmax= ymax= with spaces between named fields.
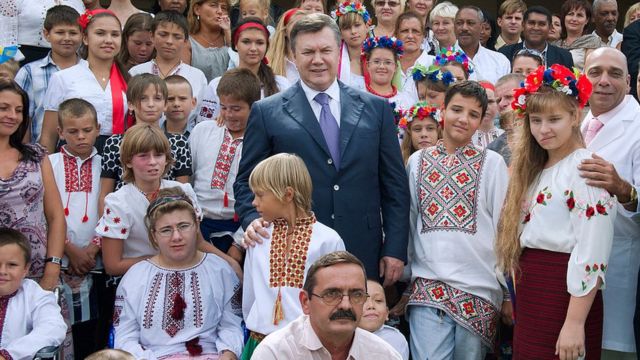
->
xmin=113 ymin=186 xmax=243 ymax=360
xmin=407 ymin=63 xmax=455 ymax=106
xmin=432 ymin=46 xmax=472 ymax=82
xmin=399 ymin=101 xmax=441 ymax=163
xmin=332 ymin=0 xmax=371 ymax=91
xmin=362 ymin=35 xmax=411 ymax=108
xmin=496 ymin=64 xmax=616 ymax=360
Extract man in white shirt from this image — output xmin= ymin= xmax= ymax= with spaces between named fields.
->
xmin=252 ymin=251 xmax=402 ymax=360
xmin=454 ymin=5 xmax=511 ymax=84
xmin=580 ymin=47 xmax=640 ymax=359
xmin=592 ymin=0 xmax=623 ymax=48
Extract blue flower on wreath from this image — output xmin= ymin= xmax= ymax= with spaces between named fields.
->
xmin=362 ymin=36 xmax=404 ymax=57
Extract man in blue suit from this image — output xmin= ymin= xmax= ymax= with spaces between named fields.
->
xmin=233 ymin=13 xmax=410 ymax=285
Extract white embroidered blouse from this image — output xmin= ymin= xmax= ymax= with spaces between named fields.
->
xmin=519 ymin=148 xmax=616 ymax=296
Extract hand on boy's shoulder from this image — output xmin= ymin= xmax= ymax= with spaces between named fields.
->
xmin=242 ymin=218 xmax=271 ymax=248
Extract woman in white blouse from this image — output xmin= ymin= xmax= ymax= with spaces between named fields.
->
xmin=428 ymin=1 xmax=457 ymax=54
xmin=496 ymin=65 xmax=616 ymax=359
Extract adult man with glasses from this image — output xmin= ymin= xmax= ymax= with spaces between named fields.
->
xmin=252 ymin=251 xmax=402 ymax=359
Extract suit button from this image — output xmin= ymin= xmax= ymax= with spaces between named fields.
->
xmin=333 ymin=185 xmax=340 ymax=191
xmin=331 ymin=214 xmax=335 ymax=219
xmin=327 ymin=158 xmax=333 ymax=165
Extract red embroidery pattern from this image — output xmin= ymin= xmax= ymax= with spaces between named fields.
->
xmin=417 ymin=143 xmax=486 ymax=234
xmin=0 ymin=290 xmax=18 ymax=346
xmin=113 ymin=295 xmax=124 ymax=326
xmin=190 ymin=272 xmax=203 ymax=328
xmin=143 ymin=273 xmax=163 ymax=329
xmin=582 ymin=263 xmax=608 ymax=291
xmin=162 ymin=272 xmax=186 ymax=337
xmin=62 ymin=150 xmax=93 ymax=192
xmin=408 ymin=278 xmax=498 ymax=347
xmin=269 ymin=215 xmax=316 ymax=289
xmin=564 ymin=190 xmax=614 ymax=219
xmin=210 ymin=129 xmax=243 ymax=190
xmin=522 ymin=187 xmax=552 ymax=224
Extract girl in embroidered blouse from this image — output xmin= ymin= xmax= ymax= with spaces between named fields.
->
xmin=496 ymin=65 xmax=616 ymax=360
xmin=42 ymin=9 xmax=131 ymax=155
xmin=113 ymin=187 xmax=242 ymax=359
xmin=399 ymin=102 xmax=441 ymax=164
xmin=333 ymin=1 xmax=371 ymax=91
xmin=241 ymin=153 xmax=345 ymax=359
xmin=362 ymin=36 xmax=410 ymax=107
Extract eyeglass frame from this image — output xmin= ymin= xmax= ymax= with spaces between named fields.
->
xmin=367 ymin=59 xmax=397 ymax=68
xmin=374 ymin=0 xmax=400 ymax=8
xmin=310 ymin=289 xmax=370 ymax=306
xmin=154 ymin=222 xmax=196 ymax=239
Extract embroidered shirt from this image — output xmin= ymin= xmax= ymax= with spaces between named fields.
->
xmin=406 ymin=142 xmax=508 ymax=307
xmin=472 ymin=127 xmax=505 ymax=149
xmin=519 ymin=148 xmax=616 ymax=296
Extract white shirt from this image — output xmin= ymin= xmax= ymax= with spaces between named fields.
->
xmin=372 ymin=325 xmax=409 ymax=360
xmin=129 ymin=60 xmax=208 ymax=99
xmin=582 ymin=95 xmax=640 ymax=352
xmin=519 ymin=149 xmax=616 ymax=296
xmin=458 ymin=42 xmax=511 ymax=85
xmin=399 ymin=51 xmax=435 ymax=95
xmin=337 ymin=42 xmax=366 ymax=91
xmin=243 ymin=221 xmax=345 ymax=335
xmin=285 ymin=58 xmax=300 ymax=84
xmin=196 ymin=74 xmax=290 ymax=122
xmin=188 ymin=122 xmax=242 ymax=220
xmin=592 ymin=29 xmax=623 ymax=48
xmin=96 ymin=180 xmax=200 ymax=258
xmin=44 ymin=61 xmax=128 ymax=136
xmin=15 ymin=0 xmax=84 ymax=47
xmin=252 ymin=315 xmax=402 ymax=360
xmin=300 ymin=79 xmax=341 ymax=127
xmin=114 ymin=254 xmax=243 ymax=359
xmin=406 ymin=143 xmax=508 ymax=307
xmin=49 ymin=147 xmax=102 ymax=269
xmin=0 ymin=279 xmax=67 ymax=360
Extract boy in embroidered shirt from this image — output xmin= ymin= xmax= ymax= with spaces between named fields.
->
xmin=189 ymin=68 xmax=259 ymax=257
xmin=0 ymin=228 xmax=67 ymax=360
xmin=405 ymin=81 xmax=509 ymax=359
xmin=49 ymin=98 xmax=104 ymax=359
xmin=15 ymin=5 xmax=84 ymax=143
xmin=241 ymin=153 xmax=345 ymax=360
xmin=164 ymin=75 xmax=197 ymax=137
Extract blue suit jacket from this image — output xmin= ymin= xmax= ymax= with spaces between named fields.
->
xmin=234 ymin=81 xmax=410 ymax=278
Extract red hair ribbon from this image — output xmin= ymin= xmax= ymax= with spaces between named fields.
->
xmin=78 ymin=9 xmax=117 ymax=30
xmin=233 ymin=22 xmax=270 ymax=46
xmin=478 ymin=80 xmax=495 ymax=92
xmin=283 ymin=8 xmax=301 ymax=26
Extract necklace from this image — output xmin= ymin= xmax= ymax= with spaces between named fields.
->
xmin=152 ymin=60 xmax=181 ymax=78
xmin=88 ymin=64 xmax=109 ymax=85
xmin=195 ymin=32 xmax=223 ymax=48
xmin=133 ymin=182 xmax=161 ymax=201
xmin=366 ymin=83 xmax=397 ymax=99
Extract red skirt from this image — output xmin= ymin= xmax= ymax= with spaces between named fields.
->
xmin=513 ymin=248 xmax=603 ymax=360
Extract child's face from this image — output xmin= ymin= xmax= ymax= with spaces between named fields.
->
xmin=159 ymin=0 xmax=188 ymax=13
xmin=300 ymin=0 xmax=324 ymax=14
xmin=129 ymin=85 xmax=166 ymax=124
xmin=442 ymin=93 xmax=483 ymax=146
xmin=126 ymin=30 xmax=154 ymax=64
xmin=251 ymin=188 xmax=289 ymax=222
xmin=419 ymin=84 xmax=445 ymax=108
xmin=219 ymin=95 xmax=250 ymax=136
xmin=0 ymin=90 xmax=23 ymax=138
xmin=165 ymin=83 xmax=196 ymax=122
xmin=512 ymin=56 xmax=540 ymax=76
xmin=44 ymin=24 xmax=83 ymax=59
xmin=340 ymin=17 xmax=368 ymax=49
xmin=240 ymin=0 xmax=268 ymax=21
xmin=236 ymin=28 xmax=268 ymax=68
xmin=126 ymin=150 xmax=167 ymax=183
xmin=84 ymin=16 xmax=122 ymax=61
xmin=153 ymin=22 xmax=188 ymax=61
xmin=366 ymin=48 xmax=396 ymax=87
xmin=58 ymin=114 xmax=100 ymax=159
xmin=410 ymin=118 xmax=439 ymax=150
xmin=442 ymin=64 xmax=466 ymax=82
xmin=483 ymin=88 xmax=498 ymax=126
xmin=152 ymin=209 xmax=198 ymax=266
xmin=0 ymin=244 xmax=29 ymax=297
xmin=529 ymin=108 xmax=578 ymax=153
xmin=0 ymin=68 xmax=15 ymax=83
xmin=359 ymin=280 xmax=388 ymax=332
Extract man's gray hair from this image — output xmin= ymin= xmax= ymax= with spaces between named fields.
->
xmin=456 ymin=5 xmax=485 ymax=23
xmin=593 ymin=0 xmax=618 ymax=12
xmin=290 ymin=13 xmax=341 ymax=53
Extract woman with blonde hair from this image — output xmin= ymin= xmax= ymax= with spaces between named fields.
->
xmin=625 ymin=2 xmax=640 ymax=28
xmin=496 ymin=65 xmax=615 ymax=359
xmin=265 ymin=7 xmax=306 ymax=84
xmin=182 ymin=0 xmax=233 ymax=82
xmin=428 ymin=1 xmax=458 ymax=53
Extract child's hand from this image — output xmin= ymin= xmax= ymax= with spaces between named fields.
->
xmin=219 ymin=350 xmax=237 ymax=360
xmin=389 ymin=295 xmax=409 ymax=317
xmin=555 ymin=320 xmax=585 ymax=360
xmin=85 ymin=243 xmax=100 ymax=260
xmin=66 ymin=243 xmax=96 ymax=275
xmin=501 ymin=300 xmax=514 ymax=326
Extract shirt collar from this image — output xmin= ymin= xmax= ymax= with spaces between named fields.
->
xmin=60 ymin=145 xmax=98 ymax=163
xmin=300 ymin=78 xmax=340 ymax=105
xmin=39 ymin=51 xmax=83 ymax=69
xmin=523 ymin=41 xmax=548 ymax=55
xmin=595 ymin=95 xmax=630 ymax=125
xmin=592 ymin=29 xmax=621 ymax=45
xmin=300 ymin=315 xmax=359 ymax=359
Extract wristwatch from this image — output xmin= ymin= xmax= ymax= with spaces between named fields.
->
xmin=45 ymin=256 xmax=63 ymax=266
xmin=622 ymin=185 xmax=638 ymax=206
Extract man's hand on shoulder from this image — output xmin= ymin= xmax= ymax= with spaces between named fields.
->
xmin=242 ymin=218 xmax=271 ymax=248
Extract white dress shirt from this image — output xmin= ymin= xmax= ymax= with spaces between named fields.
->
xmin=592 ymin=29 xmax=623 ymax=48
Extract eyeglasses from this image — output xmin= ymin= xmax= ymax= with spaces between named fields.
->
xmin=155 ymin=222 xmax=195 ymax=238
xmin=368 ymin=59 xmax=396 ymax=68
xmin=374 ymin=0 xmax=400 ymax=8
xmin=311 ymin=289 xmax=369 ymax=306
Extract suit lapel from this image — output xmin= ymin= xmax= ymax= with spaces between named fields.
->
xmin=338 ymin=82 xmax=364 ymax=157
xmin=283 ymin=82 xmax=332 ymax=157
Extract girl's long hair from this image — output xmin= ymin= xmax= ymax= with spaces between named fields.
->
xmin=495 ymin=86 xmax=583 ymax=272
xmin=266 ymin=9 xmax=306 ymax=77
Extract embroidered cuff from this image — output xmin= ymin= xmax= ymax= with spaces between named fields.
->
xmin=0 ymin=349 xmax=13 ymax=360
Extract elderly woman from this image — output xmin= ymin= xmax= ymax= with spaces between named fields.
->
xmin=552 ymin=0 xmax=604 ymax=71
xmin=371 ymin=0 xmax=404 ymax=37
xmin=428 ymin=1 xmax=458 ymax=53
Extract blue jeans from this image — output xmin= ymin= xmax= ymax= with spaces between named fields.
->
xmin=408 ymin=305 xmax=488 ymax=360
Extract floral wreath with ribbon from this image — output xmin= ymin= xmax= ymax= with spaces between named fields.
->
xmin=412 ymin=64 xmax=456 ymax=87
xmin=433 ymin=47 xmax=473 ymax=75
xmin=511 ymin=64 xmax=592 ymax=115
xmin=331 ymin=1 xmax=372 ymax=26
xmin=391 ymin=103 xmax=410 ymax=131
xmin=397 ymin=101 xmax=441 ymax=130
xmin=362 ymin=36 xmax=404 ymax=57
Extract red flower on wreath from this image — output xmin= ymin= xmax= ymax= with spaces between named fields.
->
xmin=585 ymin=206 xmax=595 ymax=219
xmin=186 ymin=337 xmax=203 ymax=356
xmin=78 ymin=11 xmax=93 ymax=29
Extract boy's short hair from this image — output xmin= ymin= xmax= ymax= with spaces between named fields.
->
xmin=524 ymin=6 xmax=552 ymax=25
xmin=58 ymin=98 xmax=98 ymax=128
xmin=85 ymin=349 xmax=135 ymax=360
xmin=165 ymin=74 xmax=193 ymax=94
xmin=444 ymin=81 xmax=489 ymax=119
xmin=249 ymin=153 xmax=313 ymax=213
xmin=0 ymin=227 xmax=31 ymax=264
xmin=152 ymin=10 xmax=189 ymax=39
xmin=43 ymin=5 xmax=81 ymax=31
xmin=120 ymin=124 xmax=174 ymax=184
xmin=498 ymin=0 xmax=527 ymax=18
xmin=216 ymin=68 xmax=261 ymax=106
xmin=127 ymin=74 xmax=168 ymax=106
xmin=495 ymin=73 xmax=525 ymax=89
xmin=424 ymin=77 xmax=449 ymax=93
xmin=303 ymin=251 xmax=366 ymax=293
xmin=0 ymin=60 xmax=20 ymax=78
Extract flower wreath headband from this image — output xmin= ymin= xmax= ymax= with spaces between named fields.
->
xmin=78 ymin=9 xmax=117 ymax=30
xmin=434 ymin=47 xmax=473 ymax=75
xmin=331 ymin=1 xmax=372 ymax=26
xmin=362 ymin=36 xmax=404 ymax=57
xmin=412 ymin=64 xmax=456 ymax=87
xmin=397 ymin=101 xmax=441 ymax=130
xmin=511 ymin=64 xmax=593 ymax=115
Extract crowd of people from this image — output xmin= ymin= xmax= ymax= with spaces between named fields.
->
xmin=2 ymin=0 xmax=640 ymax=359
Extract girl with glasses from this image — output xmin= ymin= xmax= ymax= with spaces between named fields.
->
xmin=362 ymin=35 xmax=411 ymax=108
